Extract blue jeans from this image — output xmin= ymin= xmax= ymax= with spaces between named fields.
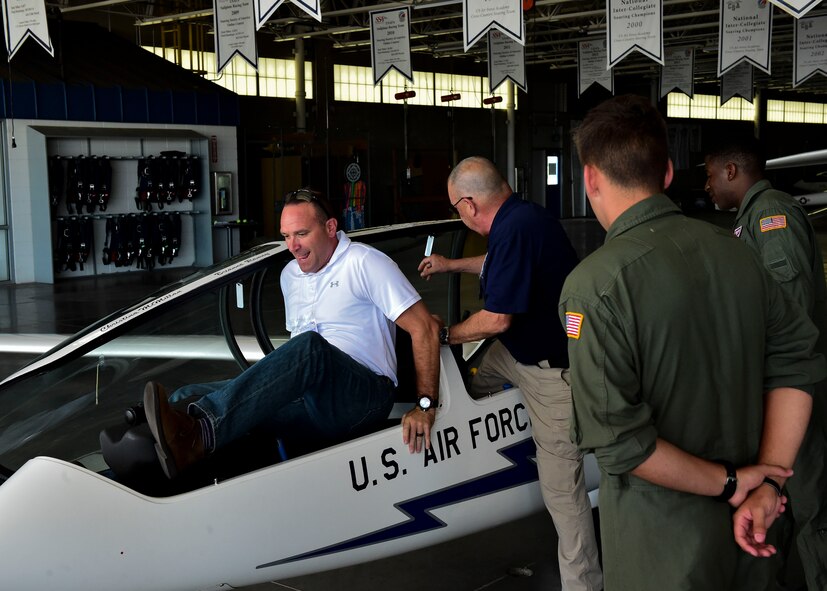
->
xmin=169 ymin=332 xmax=395 ymax=451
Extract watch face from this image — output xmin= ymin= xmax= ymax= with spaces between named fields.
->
xmin=418 ymin=396 xmax=432 ymax=410
xmin=439 ymin=327 xmax=449 ymax=345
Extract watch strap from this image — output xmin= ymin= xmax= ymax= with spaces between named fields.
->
xmin=762 ymin=477 xmax=783 ymax=497
xmin=715 ymin=460 xmax=737 ymax=502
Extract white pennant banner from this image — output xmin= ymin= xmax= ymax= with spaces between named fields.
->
xmin=768 ymin=0 xmax=822 ymax=18
xmin=214 ymin=0 xmax=258 ymax=74
xmin=607 ymin=0 xmax=663 ymax=67
xmin=718 ymin=0 xmax=772 ymax=77
xmin=1 ymin=0 xmax=52 ymax=60
xmin=255 ymin=0 xmax=321 ymax=28
xmin=794 ymin=14 xmax=827 ymax=88
xmin=463 ymin=0 xmax=523 ymax=52
xmin=721 ymin=61 xmax=754 ymax=104
xmin=488 ymin=29 xmax=526 ymax=93
xmin=660 ymin=46 xmax=694 ymax=98
xmin=578 ymin=39 xmax=614 ymax=97
xmin=370 ymin=7 xmax=413 ymax=85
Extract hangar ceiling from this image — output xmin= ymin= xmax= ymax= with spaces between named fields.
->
xmin=49 ymin=0 xmax=827 ymax=94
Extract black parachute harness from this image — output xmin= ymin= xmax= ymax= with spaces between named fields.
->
xmin=156 ymin=211 xmax=182 ymax=265
xmin=48 ymin=156 xmax=65 ymax=211
xmin=93 ymin=156 xmax=113 ymax=212
xmin=133 ymin=214 xmax=154 ymax=269
xmin=63 ymin=156 xmax=112 ymax=214
xmin=136 ymin=156 xmax=156 ymax=211
xmin=65 ymin=156 xmax=84 ymax=215
xmin=180 ymin=156 xmax=201 ymax=202
xmin=54 ymin=216 xmax=93 ymax=272
xmin=101 ymin=213 xmax=184 ymax=269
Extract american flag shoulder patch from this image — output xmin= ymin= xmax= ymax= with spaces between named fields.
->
xmin=760 ymin=215 xmax=787 ymax=233
xmin=565 ymin=312 xmax=584 ymax=339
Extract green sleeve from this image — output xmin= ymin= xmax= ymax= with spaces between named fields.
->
xmin=762 ymin=270 xmax=825 ymax=394
xmin=559 ymin=293 xmax=657 ymax=475
xmin=750 ymin=206 xmax=816 ymax=315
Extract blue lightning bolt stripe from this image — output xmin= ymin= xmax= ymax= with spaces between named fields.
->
xmin=257 ymin=437 xmax=538 ymax=570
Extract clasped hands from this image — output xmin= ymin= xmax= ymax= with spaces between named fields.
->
xmin=729 ymin=464 xmax=793 ymax=558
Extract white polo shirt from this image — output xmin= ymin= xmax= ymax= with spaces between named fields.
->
xmin=280 ymin=231 xmax=420 ymax=385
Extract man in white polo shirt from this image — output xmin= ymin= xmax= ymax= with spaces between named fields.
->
xmin=143 ymin=190 xmax=440 ymax=479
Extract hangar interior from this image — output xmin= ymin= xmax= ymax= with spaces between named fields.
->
xmin=0 ymin=2 xmax=826 ymax=590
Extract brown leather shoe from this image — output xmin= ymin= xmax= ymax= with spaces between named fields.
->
xmin=143 ymin=381 xmax=205 ymax=479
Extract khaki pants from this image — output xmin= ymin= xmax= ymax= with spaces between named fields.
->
xmin=471 ymin=340 xmax=603 ymax=591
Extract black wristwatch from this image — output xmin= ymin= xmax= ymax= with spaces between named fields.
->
xmin=439 ymin=326 xmax=450 ymax=346
xmin=715 ymin=460 xmax=738 ymax=502
xmin=417 ymin=395 xmax=436 ymax=412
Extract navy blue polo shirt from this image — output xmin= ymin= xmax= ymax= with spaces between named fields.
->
xmin=481 ymin=194 xmax=578 ymax=366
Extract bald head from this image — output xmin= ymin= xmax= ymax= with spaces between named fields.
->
xmin=448 ymin=157 xmax=512 ymax=208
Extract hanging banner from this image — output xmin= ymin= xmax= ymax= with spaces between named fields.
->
xmin=660 ymin=46 xmax=694 ymax=98
xmin=1 ymin=0 xmax=52 ymax=60
xmin=214 ymin=0 xmax=258 ymax=74
xmin=463 ymin=0 xmax=523 ymax=52
xmin=768 ymin=0 xmax=822 ymax=18
xmin=370 ymin=7 xmax=413 ymax=85
xmin=578 ymin=39 xmax=614 ymax=97
xmin=721 ymin=61 xmax=754 ymax=104
xmin=794 ymin=14 xmax=827 ymax=88
xmin=255 ymin=0 xmax=321 ymax=28
xmin=607 ymin=0 xmax=663 ymax=68
xmin=488 ymin=29 xmax=527 ymax=93
xmin=718 ymin=0 xmax=772 ymax=77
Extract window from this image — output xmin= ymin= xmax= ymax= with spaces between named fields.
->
xmin=142 ymin=47 xmax=313 ymax=99
xmin=668 ymin=93 xmax=827 ymax=125
xmin=767 ymin=99 xmax=826 ymax=124
xmin=666 ymin=93 xmax=754 ymax=121
xmin=334 ymin=65 xmax=515 ymax=110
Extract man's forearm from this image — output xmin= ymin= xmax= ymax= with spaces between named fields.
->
xmin=450 ymin=254 xmax=486 ymax=275
xmin=448 ymin=309 xmax=511 ymax=344
xmin=631 ymin=438 xmax=730 ymax=497
xmin=757 ymin=387 xmax=813 ymax=487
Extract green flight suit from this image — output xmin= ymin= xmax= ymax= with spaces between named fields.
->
xmin=558 ymin=194 xmax=825 ymax=591
xmin=735 ymin=179 xmax=827 ymax=591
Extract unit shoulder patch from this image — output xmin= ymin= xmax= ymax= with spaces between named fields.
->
xmin=759 ymin=215 xmax=787 ymax=233
xmin=565 ymin=312 xmax=584 ymax=339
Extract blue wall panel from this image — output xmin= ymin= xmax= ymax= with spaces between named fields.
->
xmin=94 ymin=87 xmax=123 ymax=122
xmin=196 ymin=93 xmax=220 ymax=125
xmin=172 ymin=91 xmax=198 ymax=125
xmin=148 ymin=90 xmax=174 ymax=124
xmin=36 ymin=83 xmax=68 ymax=120
xmin=0 ymin=80 xmax=238 ymax=126
xmin=67 ymin=84 xmax=96 ymax=121
xmin=220 ymin=94 xmax=240 ymax=126
xmin=122 ymin=87 xmax=149 ymax=123
xmin=10 ymin=81 xmax=38 ymax=119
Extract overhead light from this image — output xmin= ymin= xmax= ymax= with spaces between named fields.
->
xmin=136 ymin=9 xmax=214 ymax=27
xmin=413 ymin=0 xmax=462 ymax=9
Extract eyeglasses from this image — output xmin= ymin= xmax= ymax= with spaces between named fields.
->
xmin=449 ymin=196 xmax=472 ymax=213
xmin=285 ymin=188 xmax=334 ymax=220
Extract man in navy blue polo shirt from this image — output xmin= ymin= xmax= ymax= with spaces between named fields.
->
xmin=419 ymin=156 xmax=602 ymax=591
